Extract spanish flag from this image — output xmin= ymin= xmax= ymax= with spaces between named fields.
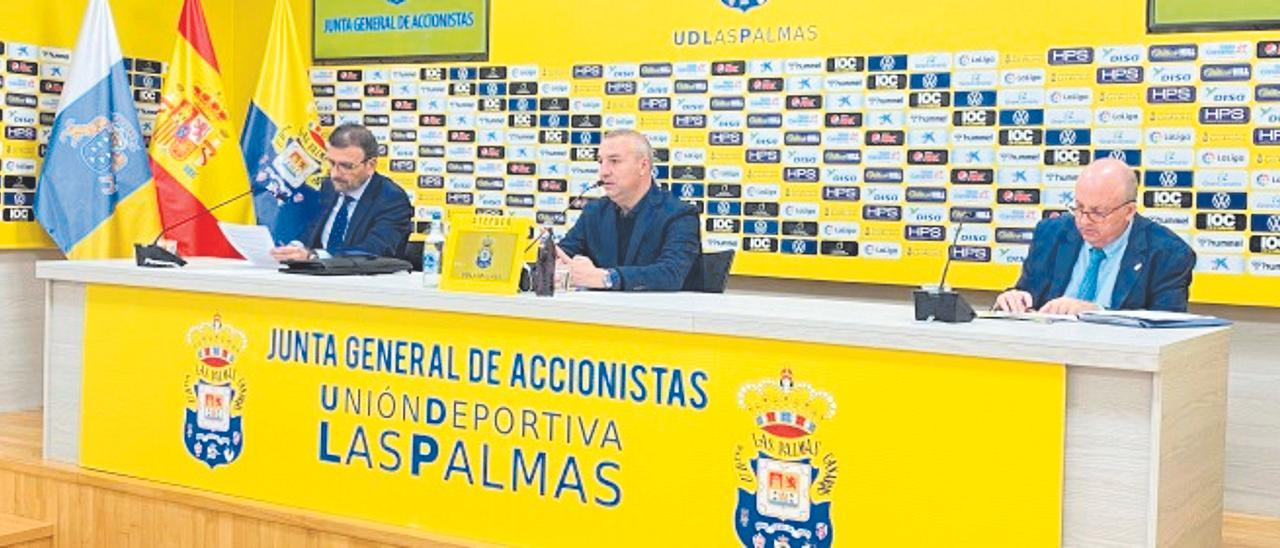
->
xmin=149 ymin=0 xmax=252 ymax=257
xmin=241 ymin=0 xmax=327 ymax=245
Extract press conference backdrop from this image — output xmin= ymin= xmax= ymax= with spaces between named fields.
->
xmin=309 ymin=0 xmax=1280 ymax=307
xmin=1150 ymin=0 xmax=1280 ymax=32
xmin=5 ymin=0 xmax=1280 ymax=307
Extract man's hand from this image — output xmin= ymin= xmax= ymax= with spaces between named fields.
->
xmin=270 ymin=245 xmax=312 ymax=262
xmin=569 ymin=256 xmax=608 ymax=289
xmin=993 ymin=289 xmax=1034 ymax=313
xmin=1039 ymin=296 xmax=1100 ymax=316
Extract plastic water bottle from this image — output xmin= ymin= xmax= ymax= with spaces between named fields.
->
xmin=422 ymin=213 xmax=445 ymax=277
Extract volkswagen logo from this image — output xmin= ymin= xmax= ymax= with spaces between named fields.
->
xmin=922 ymin=73 xmax=939 ymax=89
xmin=1012 ymin=110 xmax=1030 ymax=125
xmin=1059 ymin=129 xmax=1077 ymax=145
xmin=1159 ymin=171 xmax=1178 ymax=187
xmin=1109 ymin=150 xmax=1126 ymax=161
xmin=1268 ymin=215 xmax=1280 ymax=233
xmin=790 ymin=240 xmax=808 ymax=254
xmin=967 ymin=91 xmax=983 ymax=106
xmin=1211 ymin=192 xmax=1232 ymax=209
xmin=879 ymin=56 xmax=897 ymax=71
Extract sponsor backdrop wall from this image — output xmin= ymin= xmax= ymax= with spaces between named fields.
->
xmin=309 ymin=0 xmax=1280 ymax=307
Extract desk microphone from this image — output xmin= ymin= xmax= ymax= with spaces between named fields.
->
xmin=134 ymin=188 xmax=255 ymax=268
xmin=912 ymin=221 xmax=977 ymax=322
xmin=532 ymin=180 xmax=603 ymax=296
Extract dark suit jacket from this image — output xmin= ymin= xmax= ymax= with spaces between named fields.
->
xmin=558 ymin=183 xmax=700 ymax=291
xmin=1013 ymin=213 xmax=1195 ymax=311
xmin=304 ymin=172 xmax=412 ymax=259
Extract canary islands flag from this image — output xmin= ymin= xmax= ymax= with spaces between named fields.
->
xmin=35 ymin=0 xmax=161 ymax=259
xmin=149 ymin=0 xmax=253 ymax=257
xmin=241 ymin=0 xmax=327 ymax=244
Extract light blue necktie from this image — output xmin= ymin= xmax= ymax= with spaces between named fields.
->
xmin=325 ymin=195 xmax=351 ymax=253
xmin=1076 ymin=247 xmax=1107 ymax=302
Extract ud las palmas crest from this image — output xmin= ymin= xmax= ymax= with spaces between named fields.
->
xmin=735 ymin=369 xmax=837 ymax=548
xmin=183 ymin=314 xmax=248 ymax=468
xmin=58 ymin=113 xmax=144 ymax=195
xmin=721 ymin=0 xmax=768 ymax=12
xmin=475 ymin=236 xmax=495 ymax=269
xmin=251 ymin=120 xmax=326 ymax=206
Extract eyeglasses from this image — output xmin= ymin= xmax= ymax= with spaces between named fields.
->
xmin=1067 ymin=200 xmax=1134 ymax=222
xmin=327 ymin=158 xmax=370 ymax=171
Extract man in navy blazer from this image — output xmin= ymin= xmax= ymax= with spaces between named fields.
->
xmin=270 ymin=124 xmax=412 ymax=261
xmin=556 ymin=130 xmax=700 ymax=291
xmin=995 ymin=158 xmax=1195 ymax=314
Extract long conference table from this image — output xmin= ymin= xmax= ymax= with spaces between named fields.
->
xmin=37 ymin=259 xmax=1227 ymax=547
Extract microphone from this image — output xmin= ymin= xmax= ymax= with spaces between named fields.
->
xmin=134 ymin=188 xmax=255 ymax=268
xmin=531 ymin=180 xmax=603 ymax=296
xmin=912 ymin=221 xmax=977 ymax=323
xmin=523 ymin=180 xmax=603 ymax=254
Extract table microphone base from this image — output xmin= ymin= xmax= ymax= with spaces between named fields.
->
xmin=913 ymin=289 xmax=976 ymax=323
xmin=134 ymin=243 xmax=187 ymax=268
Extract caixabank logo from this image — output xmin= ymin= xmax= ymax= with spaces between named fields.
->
xmin=734 ymin=369 xmax=837 ymax=548
xmin=182 ymin=314 xmax=248 ymax=469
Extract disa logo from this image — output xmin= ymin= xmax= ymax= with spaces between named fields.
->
xmin=722 ymin=0 xmax=769 ymax=12
xmin=182 ymin=314 xmax=248 ymax=468
xmin=734 ymin=369 xmax=838 ymax=548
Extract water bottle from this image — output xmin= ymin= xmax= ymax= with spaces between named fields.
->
xmin=422 ymin=213 xmax=445 ymax=277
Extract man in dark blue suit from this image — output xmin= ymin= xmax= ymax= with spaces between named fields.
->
xmin=556 ymin=130 xmax=700 ymax=291
xmin=270 ymin=124 xmax=412 ymax=261
xmin=995 ymin=158 xmax=1195 ymax=314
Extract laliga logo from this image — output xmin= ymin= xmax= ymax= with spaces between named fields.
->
xmin=182 ymin=314 xmax=249 ymax=469
xmin=734 ymin=369 xmax=838 ymax=548
xmin=721 ymin=0 xmax=768 ymax=12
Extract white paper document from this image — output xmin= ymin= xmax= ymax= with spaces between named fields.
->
xmin=218 ymin=222 xmax=279 ymax=267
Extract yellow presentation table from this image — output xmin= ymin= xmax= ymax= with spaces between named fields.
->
xmin=36 ymin=260 xmax=1228 ymax=547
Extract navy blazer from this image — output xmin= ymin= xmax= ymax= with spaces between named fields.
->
xmin=1013 ymin=213 xmax=1196 ymax=311
xmin=558 ymin=183 xmax=700 ymax=291
xmin=304 ymin=172 xmax=413 ymax=259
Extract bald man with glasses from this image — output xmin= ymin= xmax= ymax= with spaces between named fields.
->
xmin=995 ymin=158 xmax=1196 ymax=314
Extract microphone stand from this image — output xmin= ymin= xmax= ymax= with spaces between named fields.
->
xmin=912 ymin=221 xmax=976 ymax=322
xmin=532 ymin=180 xmax=602 ymax=296
xmin=134 ymin=189 xmax=254 ymax=268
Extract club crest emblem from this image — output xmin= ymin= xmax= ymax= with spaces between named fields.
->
xmin=182 ymin=314 xmax=248 ymax=468
xmin=734 ymin=369 xmax=838 ymax=547
xmin=721 ymin=0 xmax=769 ymax=13
xmin=475 ymin=236 xmax=495 ymax=269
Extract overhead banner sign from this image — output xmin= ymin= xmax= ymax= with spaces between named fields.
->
xmin=312 ymin=0 xmax=488 ymax=64
xmin=82 ymin=284 xmax=1064 ymax=546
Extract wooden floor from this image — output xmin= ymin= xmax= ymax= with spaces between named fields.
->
xmin=1 ymin=408 xmax=1279 ymax=546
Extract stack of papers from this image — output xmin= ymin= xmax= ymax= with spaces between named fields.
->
xmin=1077 ymin=310 xmax=1232 ymax=328
xmin=975 ymin=310 xmax=1079 ymax=323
